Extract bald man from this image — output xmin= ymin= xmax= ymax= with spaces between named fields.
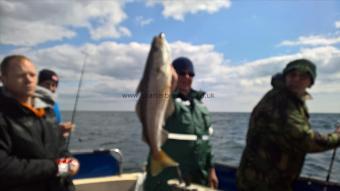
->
xmin=0 ymin=55 xmax=78 ymax=191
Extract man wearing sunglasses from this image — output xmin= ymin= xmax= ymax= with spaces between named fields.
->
xmin=144 ymin=57 xmax=218 ymax=190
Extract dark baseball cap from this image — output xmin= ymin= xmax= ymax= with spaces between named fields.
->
xmin=38 ymin=69 xmax=59 ymax=85
xmin=172 ymin=57 xmax=195 ymax=77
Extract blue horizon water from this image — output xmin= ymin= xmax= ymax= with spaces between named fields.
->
xmin=64 ymin=111 xmax=340 ymax=182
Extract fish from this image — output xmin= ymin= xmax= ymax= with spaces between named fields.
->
xmin=135 ymin=33 xmax=178 ymax=176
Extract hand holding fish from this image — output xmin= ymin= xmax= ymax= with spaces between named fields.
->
xmin=171 ymin=65 xmax=178 ymax=92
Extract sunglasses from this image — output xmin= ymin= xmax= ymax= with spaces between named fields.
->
xmin=178 ymin=71 xmax=195 ymax=77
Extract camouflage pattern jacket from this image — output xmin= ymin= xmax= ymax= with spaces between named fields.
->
xmin=237 ymin=87 xmax=340 ymax=191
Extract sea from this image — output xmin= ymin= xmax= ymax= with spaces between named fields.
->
xmin=64 ymin=111 xmax=340 ymax=182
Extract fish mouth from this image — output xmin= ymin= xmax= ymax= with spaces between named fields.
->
xmin=159 ymin=32 xmax=166 ymax=38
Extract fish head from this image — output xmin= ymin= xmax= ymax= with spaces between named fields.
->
xmin=150 ymin=33 xmax=172 ymax=75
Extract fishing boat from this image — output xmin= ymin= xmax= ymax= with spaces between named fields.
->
xmin=72 ymin=148 xmax=340 ymax=191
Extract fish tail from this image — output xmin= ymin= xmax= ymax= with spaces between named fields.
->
xmin=150 ymin=150 xmax=178 ymax=176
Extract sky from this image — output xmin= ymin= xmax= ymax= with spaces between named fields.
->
xmin=0 ymin=0 xmax=339 ymax=113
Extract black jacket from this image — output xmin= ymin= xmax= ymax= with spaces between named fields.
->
xmin=0 ymin=88 xmax=73 ymax=191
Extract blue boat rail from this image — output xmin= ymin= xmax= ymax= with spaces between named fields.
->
xmin=71 ymin=148 xmax=123 ymax=179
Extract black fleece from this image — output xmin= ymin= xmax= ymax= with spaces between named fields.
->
xmin=0 ymin=88 xmax=74 ymax=191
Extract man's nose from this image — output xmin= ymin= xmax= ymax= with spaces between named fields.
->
xmin=25 ymin=74 xmax=35 ymax=83
xmin=290 ymin=74 xmax=301 ymax=81
xmin=184 ymin=73 xmax=191 ymax=78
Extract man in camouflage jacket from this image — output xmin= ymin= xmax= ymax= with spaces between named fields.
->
xmin=237 ymin=59 xmax=340 ymax=191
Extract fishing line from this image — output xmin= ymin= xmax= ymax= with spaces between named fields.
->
xmin=65 ymin=51 xmax=88 ymax=148
xmin=323 ymin=120 xmax=340 ymax=191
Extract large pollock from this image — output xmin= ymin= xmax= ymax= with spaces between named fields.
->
xmin=136 ymin=33 xmax=178 ymax=176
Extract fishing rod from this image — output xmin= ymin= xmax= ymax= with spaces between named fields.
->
xmin=65 ymin=51 xmax=88 ymax=148
xmin=323 ymin=120 xmax=340 ymax=191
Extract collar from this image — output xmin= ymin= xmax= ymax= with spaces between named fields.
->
xmin=283 ymin=87 xmax=312 ymax=103
xmin=173 ymin=89 xmax=206 ymax=101
xmin=301 ymin=91 xmax=312 ymax=101
xmin=0 ymin=87 xmax=46 ymax=118
xmin=35 ymin=86 xmax=55 ymax=109
xmin=20 ymin=102 xmax=46 ymax=118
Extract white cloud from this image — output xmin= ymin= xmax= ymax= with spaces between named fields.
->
xmin=86 ymin=1 xmax=131 ymax=39
xmin=136 ymin=16 xmax=154 ymax=27
xmin=0 ymin=0 xmax=130 ymax=46
xmin=222 ymin=46 xmax=340 ymax=112
xmin=279 ymin=35 xmax=340 ymax=47
xmin=2 ymin=39 xmax=340 ymax=112
xmin=1 ymin=19 xmax=76 ymax=46
xmin=147 ymin=0 xmax=231 ymax=21
xmin=335 ymin=20 xmax=340 ymax=29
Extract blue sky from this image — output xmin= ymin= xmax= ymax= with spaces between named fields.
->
xmin=0 ymin=0 xmax=340 ymax=112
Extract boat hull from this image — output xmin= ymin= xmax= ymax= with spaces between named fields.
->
xmin=72 ymin=149 xmax=340 ymax=191
xmin=215 ymin=163 xmax=340 ymax=191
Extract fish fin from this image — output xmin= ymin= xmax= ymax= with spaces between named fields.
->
xmin=161 ymin=129 xmax=169 ymax=145
xmin=150 ymin=150 xmax=178 ymax=176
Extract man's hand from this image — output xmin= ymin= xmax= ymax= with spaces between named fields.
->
xmin=208 ymin=167 xmax=218 ymax=189
xmin=171 ymin=65 xmax=178 ymax=92
xmin=334 ymin=120 xmax=340 ymax=133
xmin=56 ymin=157 xmax=80 ymax=177
xmin=59 ymin=121 xmax=75 ymax=138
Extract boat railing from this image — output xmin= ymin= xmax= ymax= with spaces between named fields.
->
xmin=71 ymin=147 xmax=124 ymax=178
xmin=107 ymin=148 xmax=123 ymax=175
